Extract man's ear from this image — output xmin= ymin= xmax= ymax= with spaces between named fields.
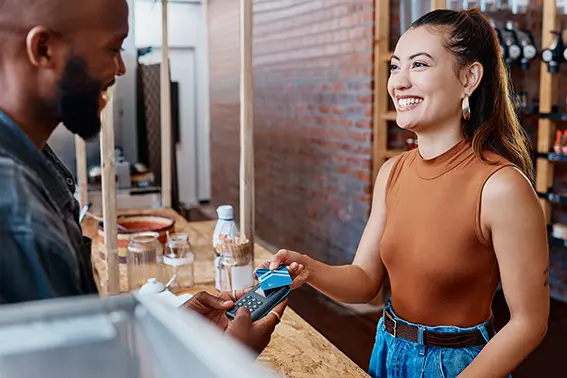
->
xmin=460 ymin=61 xmax=483 ymax=97
xmin=25 ymin=26 xmax=61 ymax=68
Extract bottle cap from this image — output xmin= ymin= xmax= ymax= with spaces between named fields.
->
xmin=217 ymin=205 xmax=233 ymax=220
xmin=139 ymin=278 xmax=165 ymax=294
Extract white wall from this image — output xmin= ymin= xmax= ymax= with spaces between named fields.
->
xmin=134 ymin=0 xmax=211 ymax=206
xmin=48 ymin=0 xmax=211 ymax=207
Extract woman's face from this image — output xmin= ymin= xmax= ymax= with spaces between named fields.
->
xmin=387 ymin=26 xmax=465 ymax=132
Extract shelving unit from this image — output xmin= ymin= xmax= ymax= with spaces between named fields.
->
xmin=372 ymin=0 xmax=446 ymax=182
xmin=535 ymin=0 xmax=560 ymax=224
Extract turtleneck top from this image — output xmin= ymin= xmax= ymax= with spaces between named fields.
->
xmin=380 ymin=138 xmax=514 ymax=327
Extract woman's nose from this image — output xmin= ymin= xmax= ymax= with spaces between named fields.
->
xmin=391 ymin=71 xmax=412 ymax=91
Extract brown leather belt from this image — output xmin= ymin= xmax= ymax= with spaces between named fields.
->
xmin=383 ymin=309 xmax=495 ymax=348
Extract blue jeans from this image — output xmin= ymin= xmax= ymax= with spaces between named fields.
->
xmin=369 ymin=301 xmax=508 ymax=378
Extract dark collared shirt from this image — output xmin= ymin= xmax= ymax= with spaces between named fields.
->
xmin=0 ymin=111 xmax=98 ymax=304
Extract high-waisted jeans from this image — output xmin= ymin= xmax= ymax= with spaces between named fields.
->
xmin=368 ymin=301 xmax=510 ymax=378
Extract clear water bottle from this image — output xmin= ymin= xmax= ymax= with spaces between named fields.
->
xmin=127 ymin=232 xmax=164 ymax=291
xmin=163 ymin=233 xmax=195 ymax=291
xmin=213 ymin=205 xmax=240 ymax=291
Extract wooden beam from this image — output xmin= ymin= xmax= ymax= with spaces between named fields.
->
xmin=536 ymin=0 xmax=558 ymax=223
xmin=372 ymin=0 xmax=391 ymax=182
xmin=100 ymin=86 xmax=120 ymax=295
xmin=240 ymin=0 xmax=254 ymax=254
xmin=430 ymin=0 xmax=446 ymax=10
xmin=161 ymin=0 xmax=172 ymax=208
xmin=75 ymin=136 xmax=88 ymax=207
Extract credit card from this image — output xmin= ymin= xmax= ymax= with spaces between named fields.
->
xmin=255 ymin=264 xmax=285 ymax=278
xmin=257 ymin=265 xmax=293 ymax=291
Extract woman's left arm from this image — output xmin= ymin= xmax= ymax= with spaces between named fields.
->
xmin=459 ymin=166 xmax=550 ymax=378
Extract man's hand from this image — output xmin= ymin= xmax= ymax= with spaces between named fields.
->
xmin=183 ymin=291 xmax=236 ymax=331
xmin=225 ymin=298 xmax=288 ymax=355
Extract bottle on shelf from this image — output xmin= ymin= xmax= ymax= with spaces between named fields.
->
xmin=510 ymin=0 xmax=529 ymax=14
xmin=213 ymin=205 xmax=240 ymax=291
xmin=490 ymin=19 xmax=507 ymax=60
xmin=513 ymin=25 xmax=538 ymax=70
xmin=541 ymin=30 xmax=566 ymax=74
xmin=479 ymin=0 xmax=499 ymax=12
xmin=553 ymin=130 xmax=563 ymax=155
xmin=562 ymin=130 xmax=567 ymax=155
xmin=493 ymin=0 xmax=509 ymax=11
xmin=501 ymin=21 xmax=522 ymax=67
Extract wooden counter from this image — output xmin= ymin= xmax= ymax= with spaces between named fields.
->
xmin=84 ymin=208 xmax=369 ymax=378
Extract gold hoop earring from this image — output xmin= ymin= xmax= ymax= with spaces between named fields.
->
xmin=462 ymin=95 xmax=471 ymax=120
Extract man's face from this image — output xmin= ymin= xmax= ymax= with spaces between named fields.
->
xmin=55 ymin=2 xmax=129 ymax=140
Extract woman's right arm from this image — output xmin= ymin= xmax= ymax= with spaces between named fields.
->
xmin=263 ymin=156 xmax=398 ymax=304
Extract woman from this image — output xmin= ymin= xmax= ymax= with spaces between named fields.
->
xmin=258 ymin=9 xmax=549 ymax=378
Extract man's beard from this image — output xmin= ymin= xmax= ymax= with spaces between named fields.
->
xmin=57 ymin=57 xmax=104 ymax=141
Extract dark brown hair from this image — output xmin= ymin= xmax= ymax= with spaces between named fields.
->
xmin=411 ymin=8 xmax=534 ymax=183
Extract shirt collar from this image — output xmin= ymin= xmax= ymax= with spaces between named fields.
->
xmin=0 ymin=111 xmax=75 ymax=210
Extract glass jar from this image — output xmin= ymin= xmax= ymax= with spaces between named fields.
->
xmin=218 ymin=238 xmax=254 ymax=294
xmin=163 ymin=233 xmax=195 ymax=291
xmin=127 ymin=232 xmax=164 ymax=291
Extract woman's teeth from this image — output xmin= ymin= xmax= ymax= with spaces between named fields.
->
xmin=398 ymin=97 xmax=423 ymax=108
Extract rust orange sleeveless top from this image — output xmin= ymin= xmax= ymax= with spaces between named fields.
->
xmin=380 ymin=138 xmax=514 ymax=327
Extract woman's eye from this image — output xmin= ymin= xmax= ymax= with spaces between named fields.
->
xmin=413 ymin=61 xmax=428 ymax=68
xmin=389 ymin=63 xmax=399 ymax=71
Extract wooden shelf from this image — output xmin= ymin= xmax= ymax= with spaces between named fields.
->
xmin=540 ymin=112 xmax=567 ymax=121
xmin=538 ymin=192 xmax=567 ymax=206
xmin=537 ymin=153 xmax=567 ymax=162
xmin=535 ymin=0 xmax=560 ymax=225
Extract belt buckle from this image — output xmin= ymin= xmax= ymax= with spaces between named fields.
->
xmin=384 ymin=309 xmax=397 ymax=338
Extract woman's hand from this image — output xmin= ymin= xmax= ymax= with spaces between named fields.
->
xmin=255 ymin=249 xmax=311 ymax=289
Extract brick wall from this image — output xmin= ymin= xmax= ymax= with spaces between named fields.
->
xmin=208 ymin=0 xmax=375 ymax=265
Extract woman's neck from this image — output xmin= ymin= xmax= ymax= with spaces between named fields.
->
xmin=415 ymin=124 xmax=465 ymax=160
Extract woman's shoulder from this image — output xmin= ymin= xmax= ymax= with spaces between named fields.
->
xmin=476 ymin=150 xmax=535 ymax=203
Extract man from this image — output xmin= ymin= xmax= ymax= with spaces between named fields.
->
xmin=0 ymin=0 xmax=286 ymax=355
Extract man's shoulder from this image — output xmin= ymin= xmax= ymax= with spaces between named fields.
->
xmin=0 ymin=155 xmax=60 ymax=226
xmin=0 ymin=154 xmax=47 ymax=198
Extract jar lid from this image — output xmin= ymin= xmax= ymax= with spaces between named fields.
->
xmin=139 ymin=278 xmax=165 ymax=294
xmin=216 ymin=205 xmax=233 ymax=220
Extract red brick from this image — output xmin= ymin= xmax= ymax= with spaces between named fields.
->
xmin=357 ymin=94 xmax=372 ymax=103
xmin=356 ymin=117 xmax=372 ymax=129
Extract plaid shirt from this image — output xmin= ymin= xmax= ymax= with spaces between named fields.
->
xmin=0 ymin=111 xmax=98 ymax=304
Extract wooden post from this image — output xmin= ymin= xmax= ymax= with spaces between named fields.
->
xmin=240 ymin=0 xmax=254 ymax=255
xmin=536 ymin=0 xmax=558 ymax=223
xmin=372 ymin=0 xmax=391 ymax=182
xmin=100 ymin=86 xmax=120 ymax=295
xmin=161 ymin=0 xmax=173 ymax=208
xmin=430 ymin=0 xmax=447 ymax=10
xmin=75 ymin=136 xmax=88 ymax=207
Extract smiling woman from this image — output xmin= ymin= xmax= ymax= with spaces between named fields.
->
xmin=256 ymin=7 xmax=550 ymax=378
